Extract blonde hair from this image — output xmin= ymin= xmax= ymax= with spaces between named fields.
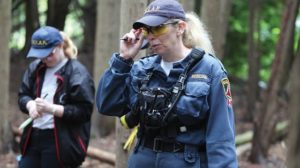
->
xmin=182 ymin=12 xmax=215 ymax=55
xmin=59 ymin=31 xmax=78 ymax=59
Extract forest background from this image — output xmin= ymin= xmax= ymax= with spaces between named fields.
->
xmin=0 ymin=0 xmax=299 ymax=167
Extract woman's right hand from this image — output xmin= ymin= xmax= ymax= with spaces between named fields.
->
xmin=26 ymin=100 xmax=40 ymax=119
xmin=119 ymin=29 xmax=144 ymax=60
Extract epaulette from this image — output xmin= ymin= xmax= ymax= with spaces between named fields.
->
xmin=208 ymin=53 xmax=217 ymax=58
xmin=204 ymin=52 xmax=227 ymax=73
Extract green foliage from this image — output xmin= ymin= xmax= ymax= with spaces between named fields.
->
xmin=223 ymin=0 xmax=248 ymax=80
xmin=38 ymin=0 xmax=47 ymax=25
xmin=9 ymin=0 xmax=85 ymax=52
xmin=224 ymin=0 xmax=283 ymax=82
xmin=295 ymin=15 xmax=300 ymax=51
xmin=10 ymin=2 xmax=25 ymax=50
xmin=258 ymin=1 xmax=283 ymax=81
xmin=64 ymin=2 xmax=84 ymax=47
xmin=9 ymin=0 xmax=296 ymax=80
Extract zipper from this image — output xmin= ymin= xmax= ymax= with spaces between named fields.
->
xmin=35 ymin=64 xmax=46 ymax=97
xmin=22 ymin=127 xmax=33 ymax=155
xmin=75 ymin=133 xmax=87 ymax=153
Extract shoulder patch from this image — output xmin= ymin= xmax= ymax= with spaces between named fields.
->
xmin=221 ymin=78 xmax=232 ymax=106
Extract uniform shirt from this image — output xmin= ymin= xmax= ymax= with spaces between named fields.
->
xmin=96 ymin=48 xmax=237 ymax=167
xmin=33 ymin=58 xmax=68 ymax=129
xmin=160 ymin=57 xmax=184 ymax=76
xmin=160 ymin=60 xmax=173 ymax=76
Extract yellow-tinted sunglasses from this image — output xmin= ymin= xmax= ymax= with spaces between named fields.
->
xmin=142 ymin=21 xmax=179 ymax=37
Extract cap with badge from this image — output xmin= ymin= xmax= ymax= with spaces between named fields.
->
xmin=133 ymin=0 xmax=186 ymax=29
xmin=27 ymin=26 xmax=63 ymax=59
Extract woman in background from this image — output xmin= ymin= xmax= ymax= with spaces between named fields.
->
xmin=18 ymin=26 xmax=94 ymax=168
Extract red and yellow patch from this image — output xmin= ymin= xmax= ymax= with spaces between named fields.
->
xmin=221 ymin=78 xmax=232 ymax=106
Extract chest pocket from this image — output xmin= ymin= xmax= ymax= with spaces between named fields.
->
xmin=176 ymin=81 xmax=210 ymax=125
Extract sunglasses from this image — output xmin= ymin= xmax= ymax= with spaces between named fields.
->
xmin=142 ymin=21 xmax=179 ymax=37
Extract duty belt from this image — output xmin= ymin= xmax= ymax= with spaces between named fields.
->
xmin=143 ymin=137 xmax=184 ymax=153
xmin=142 ymin=137 xmax=207 ymax=153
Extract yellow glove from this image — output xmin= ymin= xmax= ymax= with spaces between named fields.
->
xmin=120 ymin=115 xmax=129 ymax=129
xmin=123 ymin=126 xmax=139 ymax=151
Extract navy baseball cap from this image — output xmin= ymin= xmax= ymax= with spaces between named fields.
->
xmin=27 ymin=26 xmax=63 ymax=59
xmin=133 ymin=0 xmax=185 ymax=29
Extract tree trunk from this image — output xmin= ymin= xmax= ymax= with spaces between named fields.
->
xmin=287 ymin=37 xmax=300 ymax=168
xmin=179 ymin=0 xmax=195 ymax=11
xmin=200 ymin=0 xmax=231 ymax=58
xmin=93 ymin=0 xmax=121 ymax=138
xmin=115 ymin=1 xmax=148 ymax=168
xmin=46 ymin=0 xmax=72 ymax=30
xmin=19 ymin=0 xmax=40 ymax=58
xmin=246 ymin=0 xmax=259 ymax=121
xmin=79 ymin=0 xmax=96 ymax=75
xmin=0 ymin=0 xmax=12 ymax=153
xmin=249 ymin=0 xmax=300 ymax=163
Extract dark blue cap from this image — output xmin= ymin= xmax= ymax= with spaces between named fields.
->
xmin=133 ymin=0 xmax=185 ymax=29
xmin=27 ymin=26 xmax=63 ymax=59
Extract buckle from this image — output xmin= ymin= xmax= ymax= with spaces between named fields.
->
xmin=173 ymin=142 xmax=184 ymax=152
xmin=153 ymin=138 xmax=183 ymax=153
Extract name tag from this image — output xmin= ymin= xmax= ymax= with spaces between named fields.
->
xmin=191 ymin=74 xmax=208 ymax=79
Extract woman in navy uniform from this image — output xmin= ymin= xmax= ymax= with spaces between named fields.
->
xmin=96 ymin=0 xmax=237 ymax=167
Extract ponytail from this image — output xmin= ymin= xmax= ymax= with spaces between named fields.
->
xmin=59 ymin=31 xmax=78 ymax=59
xmin=183 ymin=12 xmax=215 ymax=55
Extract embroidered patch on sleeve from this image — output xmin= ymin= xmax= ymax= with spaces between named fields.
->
xmin=221 ymin=78 xmax=233 ymax=106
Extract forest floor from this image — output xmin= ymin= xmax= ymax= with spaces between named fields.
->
xmin=0 ymin=83 xmax=288 ymax=168
xmin=0 ymin=130 xmax=288 ymax=168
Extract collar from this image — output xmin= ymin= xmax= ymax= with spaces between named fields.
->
xmin=142 ymin=48 xmax=196 ymax=73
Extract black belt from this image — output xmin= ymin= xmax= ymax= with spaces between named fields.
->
xmin=31 ymin=128 xmax=54 ymax=133
xmin=143 ymin=137 xmax=184 ymax=153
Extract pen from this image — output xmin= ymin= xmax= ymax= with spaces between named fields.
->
xmin=42 ymin=93 xmax=48 ymax=99
xmin=120 ymin=37 xmax=140 ymax=41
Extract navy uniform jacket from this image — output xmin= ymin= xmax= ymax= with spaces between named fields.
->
xmin=96 ymin=49 xmax=237 ymax=167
